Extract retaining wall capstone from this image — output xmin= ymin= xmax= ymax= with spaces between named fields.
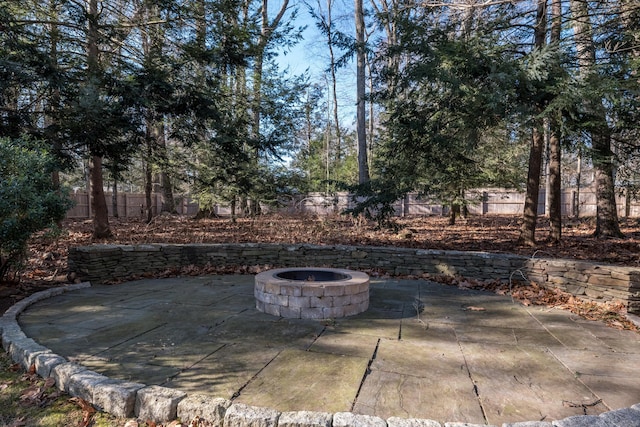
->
xmin=68 ymin=243 xmax=640 ymax=314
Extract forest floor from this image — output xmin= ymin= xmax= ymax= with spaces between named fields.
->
xmin=1 ymin=214 xmax=640 ymax=426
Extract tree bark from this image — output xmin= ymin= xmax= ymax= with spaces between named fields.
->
xmin=569 ymin=0 xmax=623 ymax=238
xmin=593 ymin=131 xmax=623 ymax=237
xmin=144 ymin=138 xmax=153 ymax=223
xmin=518 ymin=0 xmax=547 ymax=246
xmin=90 ymin=155 xmax=112 ymax=238
xmin=548 ymin=0 xmax=562 ymax=243
xmin=87 ymin=0 xmax=111 ymax=238
xmin=519 ymin=125 xmax=545 ymax=246
xmin=355 ymin=0 xmax=369 ymax=184
xmin=249 ymin=0 xmax=288 ymax=214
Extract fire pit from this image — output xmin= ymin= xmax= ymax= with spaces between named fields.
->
xmin=254 ymin=267 xmax=370 ymax=319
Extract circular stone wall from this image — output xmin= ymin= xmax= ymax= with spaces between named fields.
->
xmin=254 ymin=267 xmax=370 ymax=319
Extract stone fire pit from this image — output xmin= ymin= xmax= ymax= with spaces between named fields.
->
xmin=254 ymin=267 xmax=370 ymax=319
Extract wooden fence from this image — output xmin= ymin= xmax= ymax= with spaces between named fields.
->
xmin=65 ymin=188 xmax=640 ymax=219
xmin=66 ymin=192 xmax=200 ymax=219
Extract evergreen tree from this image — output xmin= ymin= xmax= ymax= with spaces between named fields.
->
xmin=357 ymin=4 xmax=526 ymax=226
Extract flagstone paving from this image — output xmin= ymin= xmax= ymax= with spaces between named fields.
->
xmin=15 ymin=275 xmax=640 ymax=425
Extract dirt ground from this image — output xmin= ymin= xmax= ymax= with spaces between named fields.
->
xmin=2 ymin=213 xmax=640 ymax=323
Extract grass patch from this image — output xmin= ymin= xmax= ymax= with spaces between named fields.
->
xmin=0 ymin=351 xmax=122 ymax=427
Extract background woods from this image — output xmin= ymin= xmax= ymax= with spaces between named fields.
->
xmin=1 ymin=0 xmax=639 ymax=243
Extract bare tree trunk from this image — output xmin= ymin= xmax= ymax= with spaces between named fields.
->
xmin=548 ymin=0 xmax=562 ymax=243
xmin=90 ymin=155 xmax=112 ymax=237
xmin=144 ymin=135 xmax=153 ymax=223
xmin=157 ymin=122 xmax=176 ymax=213
xmin=321 ymin=0 xmax=343 ymax=160
xmin=112 ymin=177 xmax=119 ymax=218
xmin=593 ymin=132 xmax=622 ymax=237
xmin=47 ymin=0 xmax=61 ymax=191
xmin=519 ymin=126 xmax=545 ymax=246
xmin=88 ymin=0 xmax=111 ymax=238
xmin=518 ymin=0 xmax=547 ymax=246
xmin=575 ymin=148 xmax=582 ymax=217
xmin=355 ymin=0 xmax=369 ymax=184
xmin=249 ymin=0 xmax=288 ymax=214
xmin=569 ymin=0 xmax=623 ymax=238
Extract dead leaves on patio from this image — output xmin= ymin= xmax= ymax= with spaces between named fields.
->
xmin=423 ymin=273 xmax=638 ymax=331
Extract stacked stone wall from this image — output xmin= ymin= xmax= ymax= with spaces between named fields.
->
xmin=68 ymin=244 xmax=640 ymax=314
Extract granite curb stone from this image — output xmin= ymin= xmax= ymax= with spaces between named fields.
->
xmin=333 ymin=412 xmax=387 ymax=427
xmin=224 ymin=402 xmax=281 ymax=427
xmin=278 ymin=411 xmax=333 ymax=427
xmin=67 ymin=369 xmax=112 ymax=403
xmin=2 ymin=283 xmax=640 ymax=427
xmin=33 ymin=351 xmax=66 ymax=377
xmin=93 ymin=379 xmax=146 ymax=418
xmin=387 ymin=417 xmax=442 ymax=427
xmin=135 ymin=385 xmax=187 ymax=422
xmin=502 ymin=422 xmax=553 ymax=427
xmin=177 ymin=395 xmax=231 ymax=426
xmin=51 ymin=362 xmax=89 ymax=392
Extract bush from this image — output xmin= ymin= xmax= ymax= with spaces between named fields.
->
xmin=0 ymin=137 xmax=73 ymax=283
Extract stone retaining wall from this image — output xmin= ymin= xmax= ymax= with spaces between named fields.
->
xmin=68 ymin=244 xmax=640 ymax=314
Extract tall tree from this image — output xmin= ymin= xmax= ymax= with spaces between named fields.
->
xmin=310 ymin=0 xmax=344 ymax=161
xmin=355 ymin=2 xmax=524 ymax=226
xmin=569 ymin=0 xmax=623 ymax=238
xmin=86 ymin=0 xmax=111 ymax=238
xmin=355 ymin=0 xmax=369 ymax=184
xmin=518 ymin=0 xmax=547 ymax=246
xmin=548 ymin=0 xmax=562 ymax=243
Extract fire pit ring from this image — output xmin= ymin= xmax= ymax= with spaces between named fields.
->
xmin=255 ymin=267 xmax=370 ymax=319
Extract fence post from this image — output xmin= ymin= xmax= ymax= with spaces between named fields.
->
xmin=482 ymin=191 xmax=488 ymax=215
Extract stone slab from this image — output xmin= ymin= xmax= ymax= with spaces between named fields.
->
xmin=166 ymin=343 xmax=280 ymax=398
xmin=307 ymin=331 xmax=379 ymax=358
xmin=355 ymin=339 xmax=485 ymax=423
xmin=236 ymin=348 xmax=369 ymax=413
xmin=460 ymin=342 xmax=607 ymax=425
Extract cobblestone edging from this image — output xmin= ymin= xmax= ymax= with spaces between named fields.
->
xmin=2 ymin=285 xmax=640 ymax=426
xmin=68 ymin=243 xmax=640 ymax=315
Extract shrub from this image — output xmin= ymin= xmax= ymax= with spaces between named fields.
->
xmin=0 ymin=137 xmax=73 ymax=283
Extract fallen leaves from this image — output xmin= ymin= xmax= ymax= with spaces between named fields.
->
xmin=17 ymin=367 xmax=61 ymax=408
xmin=70 ymin=397 xmax=96 ymax=427
xmin=422 ymin=272 xmax=638 ymax=331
